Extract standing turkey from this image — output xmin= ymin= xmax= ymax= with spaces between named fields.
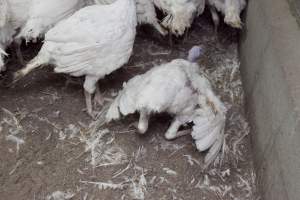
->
xmin=0 ymin=0 xmax=88 ymax=70
xmin=95 ymin=0 xmax=167 ymax=36
xmin=12 ymin=0 xmax=137 ymax=118
xmin=0 ymin=0 xmax=10 ymax=71
xmin=16 ymin=0 xmax=87 ymax=43
xmin=207 ymin=0 xmax=246 ymax=31
xmin=0 ymin=0 xmax=31 ymax=71
xmin=106 ymin=46 xmax=227 ymax=166
xmin=96 ymin=0 xmax=205 ymax=37
xmin=154 ymin=0 xmax=205 ymax=36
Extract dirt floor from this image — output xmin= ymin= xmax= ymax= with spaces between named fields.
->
xmin=0 ymin=14 xmax=260 ymax=200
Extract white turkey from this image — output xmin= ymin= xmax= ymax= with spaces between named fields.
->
xmin=106 ymin=46 xmax=227 ymax=165
xmin=95 ymin=0 xmax=167 ymax=36
xmin=207 ymin=0 xmax=246 ymax=31
xmin=0 ymin=0 xmax=10 ymax=71
xmin=0 ymin=0 xmax=32 ymax=69
xmin=12 ymin=0 xmax=137 ymax=118
xmin=135 ymin=0 xmax=168 ymax=36
xmin=153 ymin=0 xmax=205 ymax=36
xmin=6 ymin=0 xmax=31 ymax=29
xmin=16 ymin=0 xmax=87 ymax=42
xmin=1 ymin=0 xmax=88 ymax=70
xmin=0 ymin=0 xmax=9 ymax=28
xmin=0 ymin=0 xmax=20 ymax=71
xmin=97 ymin=0 xmax=205 ymax=37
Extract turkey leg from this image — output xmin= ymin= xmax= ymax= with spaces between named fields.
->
xmin=165 ymin=119 xmax=189 ymax=140
xmin=138 ymin=109 xmax=150 ymax=134
xmin=165 ymin=119 xmax=181 ymax=140
xmin=210 ymin=7 xmax=219 ymax=34
xmin=83 ymin=76 xmax=100 ymax=119
xmin=84 ymin=90 xmax=95 ymax=119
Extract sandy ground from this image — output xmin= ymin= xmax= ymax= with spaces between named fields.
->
xmin=0 ymin=14 xmax=260 ymax=200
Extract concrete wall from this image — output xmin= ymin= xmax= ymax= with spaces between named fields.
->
xmin=288 ymin=0 xmax=300 ymax=25
xmin=239 ymin=0 xmax=300 ymax=199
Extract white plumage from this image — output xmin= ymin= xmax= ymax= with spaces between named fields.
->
xmin=135 ymin=0 xmax=167 ymax=36
xmin=0 ymin=46 xmax=8 ymax=71
xmin=0 ymin=0 xmax=12 ymax=71
xmin=207 ymin=0 xmax=246 ymax=30
xmin=0 ymin=0 xmax=9 ymax=72
xmin=0 ymin=0 xmax=31 ymax=71
xmin=13 ymin=0 xmax=137 ymax=117
xmin=106 ymin=46 xmax=227 ymax=165
xmin=0 ymin=0 xmax=88 ymax=71
xmin=96 ymin=0 xmax=205 ymax=36
xmin=16 ymin=0 xmax=87 ymax=42
xmin=154 ymin=0 xmax=205 ymax=36
xmin=0 ymin=0 xmax=9 ymax=28
xmin=95 ymin=0 xmax=167 ymax=36
xmin=6 ymin=0 xmax=31 ymax=29
xmin=0 ymin=0 xmax=14 ymax=71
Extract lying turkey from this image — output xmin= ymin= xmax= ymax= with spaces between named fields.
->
xmin=13 ymin=0 xmax=137 ymax=118
xmin=207 ymin=0 xmax=246 ymax=31
xmin=106 ymin=46 xmax=227 ymax=165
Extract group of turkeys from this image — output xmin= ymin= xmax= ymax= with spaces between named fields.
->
xmin=0 ymin=0 xmax=246 ymax=166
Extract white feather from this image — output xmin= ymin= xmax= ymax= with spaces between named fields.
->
xmin=95 ymin=0 xmax=167 ymax=36
xmin=0 ymin=22 xmax=14 ymax=71
xmin=0 ymin=0 xmax=11 ymax=71
xmin=18 ymin=0 xmax=137 ymax=98
xmin=17 ymin=0 xmax=87 ymax=42
xmin=95 ymin=0 xmax=205 ymax=36
xmin=154 ymin=0 xmax=205 ymax=36
xmin=0 ymin=0 xmax=9 ymax=27
xmin=106 ymin=53 xmax=226 ymax=165
xmin=0 ymin=0 xmax=31 ymax=71
xmin=207 ymin=0 xmax=246 ymax=28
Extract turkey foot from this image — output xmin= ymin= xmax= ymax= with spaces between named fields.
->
xmin=84 ymin=90 xmax=96 ymax=119
xmin=165 ymin=119 xmax=188 ymax=140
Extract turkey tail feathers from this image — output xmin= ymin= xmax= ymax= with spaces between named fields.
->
xmin=187 ymin=67 xmax=227 ymax=166
xmin=12 ymin=52 xmax=49 ymax=84
xmin=192 ymin=105 xmax=226 ymax=167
